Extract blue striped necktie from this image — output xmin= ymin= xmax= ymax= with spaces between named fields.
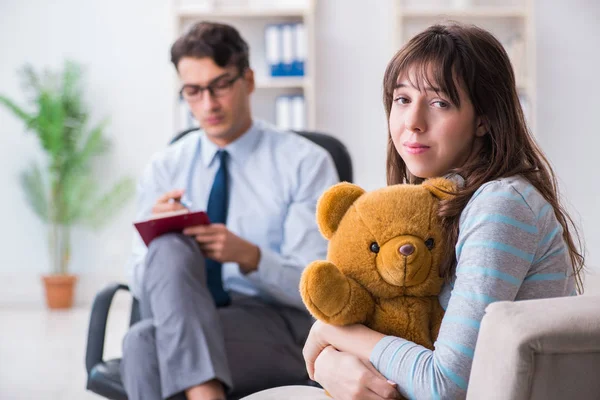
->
xmin=205 ymin=150 xmax=231 ymax=307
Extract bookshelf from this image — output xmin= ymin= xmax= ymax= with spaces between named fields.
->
xmin=172 ymin=0 xmax=316 ymax=132
xmin=393 ymin=0 xmax=536 ymax=131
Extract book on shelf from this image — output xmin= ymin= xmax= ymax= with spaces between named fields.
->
xmin=265 ymin=23 xmax=306 ymax=77
xmin=276 ymin=94 xmax=305 ymax=131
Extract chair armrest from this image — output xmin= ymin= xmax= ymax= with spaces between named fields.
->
xmin=467 ymin=295 xmax=600 ymax=400
xmin=85 ymin=283 xmax=131 ymax=374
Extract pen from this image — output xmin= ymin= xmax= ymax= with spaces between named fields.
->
xmin=168 ymin=196 xmax=192 ymax=210
xmin=179 ymin=198 xmax=192 ymax=210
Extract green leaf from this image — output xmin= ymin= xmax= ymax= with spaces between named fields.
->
xmin=36 ymin=88 xmax=66 ymax=157
xmin=3 ymin=60 xmax=136 ymax=273
xmin=60 ymin=172 xmax=98 ymax=224
xmin=19 ymin=163 xmax=49 ymax=222
xmin=20 ymin=64 xmax=43 ymax=96
xmin=80 ymin=119 xmax=110 ymax=159
xmin=81 ymin=177 xmax=135 ymax=229
xmin=61 ymin=61 xmax=86 ymax=119
xmin=0 ymin=95 xmax=35 ymax=128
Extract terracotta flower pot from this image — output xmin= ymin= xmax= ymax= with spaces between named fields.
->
xmin=42 ymin=274 xmax=78 ymax=309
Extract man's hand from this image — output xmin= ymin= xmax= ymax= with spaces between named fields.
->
xmin=152 ymin=189 xmax=188 ymax=216
xmin=314 ymin=347 xmax=401 ymax=400
xmin=183 ymin=223 xmax=261 ymax=273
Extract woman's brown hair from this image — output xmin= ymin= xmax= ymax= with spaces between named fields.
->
xmin=383 ymin=23 xmax=584 ymax=293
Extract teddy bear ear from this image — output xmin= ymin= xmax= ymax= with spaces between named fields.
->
xmin=422 ymin=177 xmax=457 ymax=201
xmin=317 ymin=182 xmax=366 ymax=239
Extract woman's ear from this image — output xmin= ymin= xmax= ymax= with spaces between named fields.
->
xmin=475 ymin=115 xmax=489 ymax=137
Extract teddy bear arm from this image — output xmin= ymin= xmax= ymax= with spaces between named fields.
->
xmin=327 ymin=277 xmax=375 ymax=326
xmin=300 ymin=260 xmax=375 ymax=325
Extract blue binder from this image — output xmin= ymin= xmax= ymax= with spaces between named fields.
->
xmin=265 ymin=24 xmax=282 ymax=76
xmin=292 ymin=23 xmax=305 ymax=77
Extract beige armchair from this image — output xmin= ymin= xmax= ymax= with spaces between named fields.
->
xmin=243 ymin=295 xmax=600 ymax=400
xmin=467 ymin=294 xmax=600 ymax=400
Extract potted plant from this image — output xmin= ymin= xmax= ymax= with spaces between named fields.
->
xmin=0 ymin=61 xmax=135 ymax=309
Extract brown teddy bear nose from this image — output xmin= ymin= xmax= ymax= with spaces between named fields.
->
xmin=399 ymin=244 xmax=415 ymax=256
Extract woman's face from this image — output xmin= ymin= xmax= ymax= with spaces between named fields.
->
xmin=389 ymin=68 xmax=486 ymax=179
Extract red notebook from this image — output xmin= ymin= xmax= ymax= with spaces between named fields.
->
xmin=134 ymin=209 xmax=211 ymax=246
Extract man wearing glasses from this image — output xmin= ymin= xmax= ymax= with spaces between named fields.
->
xmin=121 ymin=22 xmax=339 ymax=400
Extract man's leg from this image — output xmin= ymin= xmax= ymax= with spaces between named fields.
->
xmin=123 ymin=233 xmax=232 ymax=400
xmin=121 ymin=320 xmax=165 ymax=400
xmin=221 ymin=295 xmax=313 ymax=398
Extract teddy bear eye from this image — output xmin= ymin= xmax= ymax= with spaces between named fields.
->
xmin=370 ymin=242 xmax=380 ymax=253
xmin=425 ymin=238 xmax=435 ymax=250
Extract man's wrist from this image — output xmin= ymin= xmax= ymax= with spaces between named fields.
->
xmin=238 ymin=242 xmax=261 ymax=274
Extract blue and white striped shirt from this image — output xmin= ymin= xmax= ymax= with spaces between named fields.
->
xmin=125 ymin=119 xmax=339 ymax=310
xmin=370 ymin=175 xmax=575 ymax=399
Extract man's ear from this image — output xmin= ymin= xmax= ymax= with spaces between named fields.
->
xmin=475 ymin=115 xmax=489 ymax=137
xmin=244 ymin=68 xmax=255 ymax=94
xmin=422 ymin=178 xmax=456 ymax=201
xmin=317 ymin=182 xmax=365 ymax=239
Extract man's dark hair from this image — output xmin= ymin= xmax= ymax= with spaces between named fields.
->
xmin=170 ymin=21 xmax=250 ymax=72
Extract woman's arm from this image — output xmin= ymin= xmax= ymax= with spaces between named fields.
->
xmin=313 ymin=346 xmax=401 ymax=400
xmin=308 ymin=180 xmax=552 ymax=399
xmin=369 ymin=181 xmax=541 ymax=399
xmin=304 ymin=321 xmax=385 ymax=378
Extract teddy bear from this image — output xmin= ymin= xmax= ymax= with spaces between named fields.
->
xmin=300 ymin=178 xmax=454 ymax=350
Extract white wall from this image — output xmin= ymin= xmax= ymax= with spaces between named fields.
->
xmin=535 ymin=0 xmax=600 ymax=292
xmin=0 ymin=0 xmax=598 ymax=307
xmin=0 ymin=0 xmax=176 ymax=306
xmin=315 ymin=0 xmax=395 ymax=191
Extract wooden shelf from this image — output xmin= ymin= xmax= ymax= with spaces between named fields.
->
xmin=399 ymin=7 xmax=528 ymax=18
xmin=176 ymin=6 xmax=310 ymax=18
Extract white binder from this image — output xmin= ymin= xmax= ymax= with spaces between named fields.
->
xmin=291 ymin=95 xmax=305 ymax=130
xmin=275 ymin=95 xmax=292 ymax=131
xmin=293 ymin=23 xmax=306 ymax=76
xmin=281 ymin=24 xmax=294 ymax=76
xmin=265 ymin=24 xmax=282 ymax=76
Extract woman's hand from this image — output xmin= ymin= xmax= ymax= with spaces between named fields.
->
xmin=303 ymin=320 xmax=386 ymax=381
xmin=314 ymin=346 xmax=401 ymax=400
xmin=303 ymin=320 xmax=330 ymax=380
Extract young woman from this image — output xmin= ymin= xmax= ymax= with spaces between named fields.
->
xmin=299 ymin=22 xmax=585 ymax=400
xmin=243 ymin=23 xmax=584 ymax=400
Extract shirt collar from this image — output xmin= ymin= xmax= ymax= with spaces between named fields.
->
xmin=199 ymin=120 xmax=261 ymax=168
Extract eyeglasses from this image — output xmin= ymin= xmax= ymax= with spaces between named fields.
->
xmin=179 ymin=71 xmax=244 ymax=102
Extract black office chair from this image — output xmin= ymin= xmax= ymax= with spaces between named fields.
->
xmin=85 ymin=129 xmax=353 ymax=400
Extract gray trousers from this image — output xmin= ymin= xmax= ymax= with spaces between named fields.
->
xmin=121 ymin=233 xmax=312 ymax=400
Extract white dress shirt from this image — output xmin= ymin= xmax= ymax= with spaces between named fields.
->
xmin=126 ymin=119 xmax=340 ymax=310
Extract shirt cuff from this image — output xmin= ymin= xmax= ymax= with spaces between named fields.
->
xmin=246 ymin=246 xmax=282 ymax=284
xmin=245 ymin=246 xmax=305 ymax=310
xmin=370 ymin=336 xmax=410 ymax=375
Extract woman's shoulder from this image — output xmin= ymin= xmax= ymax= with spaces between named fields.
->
xmin=471 ymin=175 xmax=530 ymax=197
xmin=464 ymin=175 xmax=549 ymax=220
